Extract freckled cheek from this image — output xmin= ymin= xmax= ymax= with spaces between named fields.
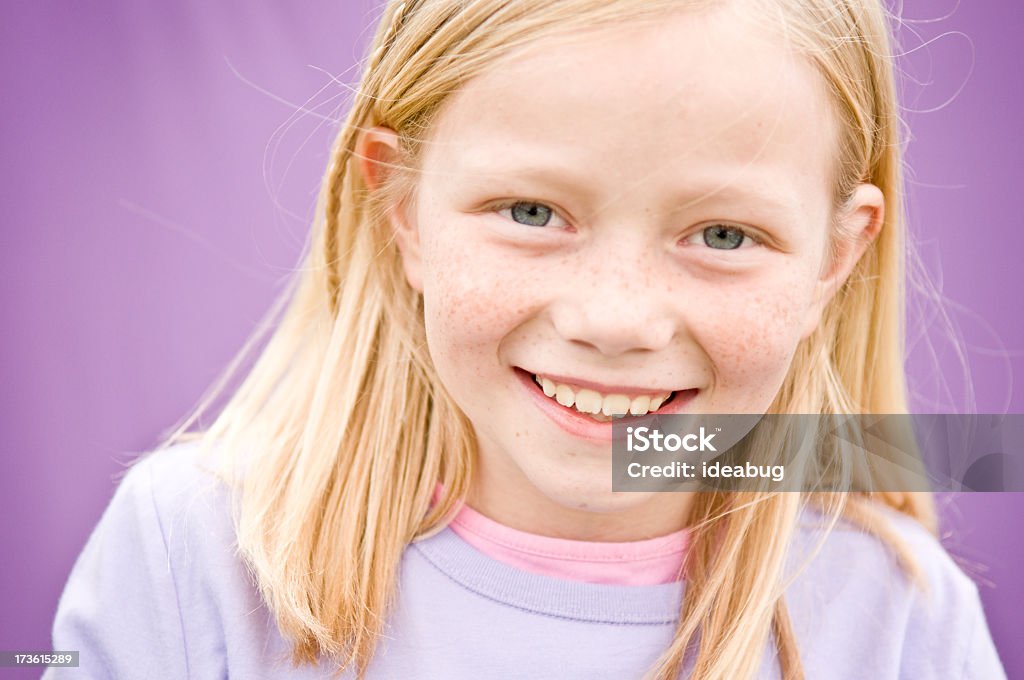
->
xmin=692 ymin=280 xmax=815 ymax=382
xmin=419 ymin=233 xmax=542 ymax=365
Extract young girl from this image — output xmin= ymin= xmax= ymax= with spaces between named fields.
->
xmin=48 ymin=0 xmax=1006 ymax=678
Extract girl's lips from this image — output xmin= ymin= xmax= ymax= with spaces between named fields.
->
xmin=513 ymin=368 xmax=698 ymax=442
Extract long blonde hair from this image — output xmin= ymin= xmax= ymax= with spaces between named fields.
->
xmin=157 ymin=1 xmax=936 ymax=678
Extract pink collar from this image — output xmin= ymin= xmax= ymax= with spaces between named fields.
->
xmin=447 ymin=501 xmax=689 ymax=586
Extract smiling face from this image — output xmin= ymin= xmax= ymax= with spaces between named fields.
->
xmin=359 ymin=3 xmax=883 ymax=538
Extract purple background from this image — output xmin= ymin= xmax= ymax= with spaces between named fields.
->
xmin=2 ymin=1 xmax=1021 ymax=676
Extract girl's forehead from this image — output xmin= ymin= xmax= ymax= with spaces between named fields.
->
xmin=421 ymin=4 xmax=838 ymax=216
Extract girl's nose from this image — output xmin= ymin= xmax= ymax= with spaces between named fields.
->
xmin=548 ymin=257 xmax=677 ymax=357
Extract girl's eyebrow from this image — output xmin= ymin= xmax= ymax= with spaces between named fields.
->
xmin=666 ymin=180 xmax=802 ymax=218
xmin=455 ymin=158 xmax=600 ymax=203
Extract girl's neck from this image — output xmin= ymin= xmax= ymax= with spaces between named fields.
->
xmin=465 ymin=478 xmax=694 ymax=543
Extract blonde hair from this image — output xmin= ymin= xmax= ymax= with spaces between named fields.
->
xmin=157 ymin=1 xmax=937 ymax=678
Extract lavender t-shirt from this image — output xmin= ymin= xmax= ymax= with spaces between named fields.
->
xmin=46 ymin=443 xmax=1006 ymax=678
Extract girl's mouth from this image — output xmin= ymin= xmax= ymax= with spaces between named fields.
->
xmin=513 ymin=367 xmax=698 ymax=435
xmin=530 ymin=372 xmax=674 ymax=421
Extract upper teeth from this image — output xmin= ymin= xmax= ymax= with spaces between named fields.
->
xmin=533 ymin=374 xmax=672 ymax=418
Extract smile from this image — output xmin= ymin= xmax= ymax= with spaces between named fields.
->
xmin=513 ymin=368 xmax=699 ymax=442
xmin=532 ymin=373 xmax=674 ymax=422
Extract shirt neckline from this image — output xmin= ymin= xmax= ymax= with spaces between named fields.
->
xmin=411 ymin=527 xmax=686 ymax=624
xmin=448 ymin=502 xmax=689 ymax=585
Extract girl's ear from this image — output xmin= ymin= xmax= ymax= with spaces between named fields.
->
xmin=356 ymin=126 xmax=423 ymax=292
xmin=801 ymin=183 xmax=885 ymax=339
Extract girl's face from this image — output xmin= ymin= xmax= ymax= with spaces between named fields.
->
xmin=363 ymin=5 xmax=882 ymax=536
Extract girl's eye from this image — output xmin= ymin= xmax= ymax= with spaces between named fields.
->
xmin=496 ymin=201 xmax=566 ymax=228
xmin=692 ymin=224 xmax=756 ymax=250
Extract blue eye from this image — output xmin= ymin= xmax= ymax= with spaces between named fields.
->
xmin=497 ymin=201 xmax=562 ymax=228
xmin=701 ymin=224 xmax=751 ymax=250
